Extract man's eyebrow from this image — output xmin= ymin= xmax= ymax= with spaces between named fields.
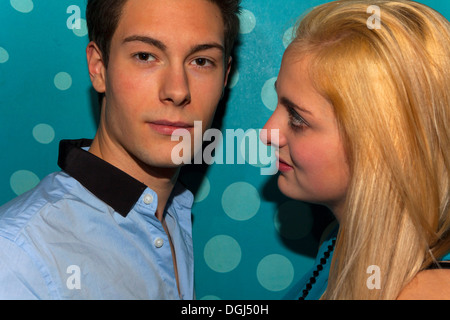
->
xmin=122 ymin=35 xmax=224 ymax=56
xmin=275 ymin=81 xmax=313 ymax=116
xmin=123 ymin=35 xmax=167 ymax=51
xmin=187 ymin=43 xmax=225 ymax=57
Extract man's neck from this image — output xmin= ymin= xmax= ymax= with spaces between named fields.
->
xmin=89 ymin=134 xmax=180 ymax=222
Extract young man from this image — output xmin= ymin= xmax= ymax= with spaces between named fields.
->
xmin=0 ymin=0 xmax=240 ymax=299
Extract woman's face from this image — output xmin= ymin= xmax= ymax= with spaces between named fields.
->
xmin=262 ymin=48 xmax=350 ymax=219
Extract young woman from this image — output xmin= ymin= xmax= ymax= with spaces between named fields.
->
xmin=263 ymin=0 xmax=450 ymax=299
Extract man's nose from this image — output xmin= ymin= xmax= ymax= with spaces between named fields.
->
xmin=159 ymin=65 xmax=191 ymax=107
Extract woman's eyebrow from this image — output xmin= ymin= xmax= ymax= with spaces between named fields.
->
xmin=280 ymin=97 xmax=313 ymax=116
xmin=275 ymin=81 xmax=313 ymax=116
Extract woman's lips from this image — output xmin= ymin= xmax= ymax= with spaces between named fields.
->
xmin=148 ymin=120 xmax=194 ymax=136
xmin=277 ymin=157 xmax=293 ymax=172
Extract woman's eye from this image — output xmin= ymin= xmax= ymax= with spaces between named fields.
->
xmin=288 ymin=107 xmax=308 ymax=129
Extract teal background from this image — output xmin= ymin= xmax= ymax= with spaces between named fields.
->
xmin=1 ymin=0 xmax=449 ymax=300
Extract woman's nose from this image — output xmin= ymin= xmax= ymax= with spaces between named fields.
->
xmin=261 ymin=109 xmax=286 ymax=148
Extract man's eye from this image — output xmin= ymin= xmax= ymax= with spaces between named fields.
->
xmin=134 ymin=52 xmax=156 ymax=63
xmin=192 ymin=58 xmax=214 ymax=68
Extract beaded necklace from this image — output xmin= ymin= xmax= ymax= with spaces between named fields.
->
xmin=299 ymin=239 xmax=336 ymax=300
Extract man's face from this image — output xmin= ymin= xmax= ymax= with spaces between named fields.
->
xmin=91 ymin=0 xmax=230 ymax=170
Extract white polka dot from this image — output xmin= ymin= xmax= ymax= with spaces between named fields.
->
xmin=195 ymin=176 xmax=210 ymax=203
xmin=72 ymin=18 xmax=88 ymax=37
xmin=0 ymin=47 xmax=9 ymax=64
xmin=204 ymin=235 xmax=241 ymax=273
xmin=32 ymin=123 xmax=55 ymax=144
xmin=283 ymin=26 xmax=296 ymax=48
xmin=261 ymin=77 xmax=278 ymax=111
xmin=227 ymin=69 xmax=240 ymax=89
xmin=10 ymin=170 xmax=40 ymax=196
xmin=274 ymin=201 xmax=313 ymax=240
xmin=54 ymin=72 xmax=72 ymax=91
xmin=239 ymin=9 xmax=256 ymax=34
xmin=257 ymin=254 xmax=294 ymax=292
xmin=10 ymin=0 xmax=33 ymax=13
xmin=222 ymin=182 xmax=260 ymax=221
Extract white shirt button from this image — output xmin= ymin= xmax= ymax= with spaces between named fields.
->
xmin=143 ymin=194 xmax=154 ymax=205
xmin=154 ymin=237 xmax=164 ymax=248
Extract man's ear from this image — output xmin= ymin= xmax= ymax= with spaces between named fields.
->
xmin=86 ymin=41 xmax=106 ymax=94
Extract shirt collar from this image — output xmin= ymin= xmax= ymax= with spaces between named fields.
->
xmin=167 ymin=182 xmax=194 ymax=212
xmin=57 ymin=139 xmax=148 ymax=217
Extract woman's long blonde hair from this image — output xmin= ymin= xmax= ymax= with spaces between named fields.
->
xmin=290 ymin=0 xmax=450 ymax=299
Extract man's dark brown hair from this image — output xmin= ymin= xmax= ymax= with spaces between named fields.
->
xmin=86 ymin=0 xmax=241 ymax=68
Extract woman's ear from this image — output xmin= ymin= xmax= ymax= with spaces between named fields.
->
xmin=86 ymin=41 xmax=106 ymax=94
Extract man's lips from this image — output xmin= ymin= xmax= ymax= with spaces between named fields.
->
xmin=148 ymin=120 xmax=194 ymax=136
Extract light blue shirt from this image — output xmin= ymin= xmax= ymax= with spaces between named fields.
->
xmin=0 ymin=139 xmax=195 ymax=300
